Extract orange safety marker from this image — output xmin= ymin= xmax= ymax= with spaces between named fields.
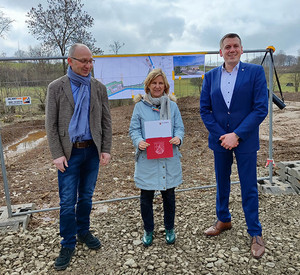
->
xmin=266 ymin=46 xmax=275 ymax=53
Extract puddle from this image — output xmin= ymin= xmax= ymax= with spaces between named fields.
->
xmin=4 ymin=130 xmax=47 ymax=158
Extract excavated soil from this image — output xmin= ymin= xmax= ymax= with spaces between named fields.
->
xmin=0 ymin=93 xmax=299 ymax=274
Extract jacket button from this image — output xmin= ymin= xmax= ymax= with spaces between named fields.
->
xmin=228 ymin=112 xmax=230 ymax=115
xmin=163 ymin=176 xmax=165 ymax=179
xmin=163 ymin=166 xmax=165 ymax=168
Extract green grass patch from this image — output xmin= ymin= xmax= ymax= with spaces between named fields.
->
xmin=174 ymin=78 xmax=201 ymax=98
xmin=272 ymin=72 xmax=299 ymax=92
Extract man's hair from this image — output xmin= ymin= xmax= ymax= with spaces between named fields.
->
xmin=220 ymin=33 xmax=242 ymax=49
xmin=68 ymin=43 xmax=90 ymax=57
xmin=144 ymin=68 xmax=170 ymax=95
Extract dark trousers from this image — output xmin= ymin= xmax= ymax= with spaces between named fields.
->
xmin=140 ymin=188 xmax=175 ymax=232
xmin=58 ymin=144 xmax=99 ymax=248
xmin=214 ymin=150 xmax=262 ymax=236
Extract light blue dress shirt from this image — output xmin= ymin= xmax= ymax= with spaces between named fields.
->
xmin=220 ymin=62 xmax=239 ymax=108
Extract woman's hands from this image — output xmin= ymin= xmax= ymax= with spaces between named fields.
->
xmin=169 ymin=136 xmax=181 ymax=145
xmin=138 ymin=136 xmax=181 ymax=150
xmin=138 ymin=140 xmax=150 ymax=150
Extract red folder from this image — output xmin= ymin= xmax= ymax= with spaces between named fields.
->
xmin=146 ymin=137 xmax=173 ymax=159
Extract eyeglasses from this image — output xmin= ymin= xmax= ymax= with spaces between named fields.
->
xmin=70 ymin=57 xmax=95 ymax=65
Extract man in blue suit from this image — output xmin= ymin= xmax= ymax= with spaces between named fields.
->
xmin=200 ymin=33 xmax=268 ymax=259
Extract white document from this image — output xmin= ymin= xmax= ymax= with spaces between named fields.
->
xmin=144 ymin=120 xmax=172 ymax=139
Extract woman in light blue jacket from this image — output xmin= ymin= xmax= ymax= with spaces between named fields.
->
xmin=129 ymin=68 xmax=184 ymax=247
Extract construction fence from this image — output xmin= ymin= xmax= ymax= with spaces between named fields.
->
xmin=0 ymin=49 xmax=277 ymax=226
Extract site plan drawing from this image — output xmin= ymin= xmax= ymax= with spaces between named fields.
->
xmin=93 ymin=53 xmax=205 ymax=100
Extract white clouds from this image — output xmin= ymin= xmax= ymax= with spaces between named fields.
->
xmin=0 ymin=3 xmax=39 ymax=54
xmin=0 ymin=0 xmax=299 ymax=56
xmin=171 ymin=0 xmax=300 ymax=53
xmin=90 ymin=0 xmax=186 ymax=53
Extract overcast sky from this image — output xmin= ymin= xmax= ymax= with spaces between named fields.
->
xmin=1 ymin=0 xmax=300 ymax=58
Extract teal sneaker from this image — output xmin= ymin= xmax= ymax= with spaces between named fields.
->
xmin=54 ymin=247 xmax=75 ymax=270
xmin=77 ymin=231 xmax=101 ymax=250
xmin=142 ymin=230 xmax=153 ymax=247
xmin=165 ymin=229 xmax=176 ymax=244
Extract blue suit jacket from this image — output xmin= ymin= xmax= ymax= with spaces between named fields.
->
xmin=200 ymin=62 xmax=268 ymax=153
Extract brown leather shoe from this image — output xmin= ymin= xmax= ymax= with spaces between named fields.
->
xmin=204 ymin=220 xmax=232 ymax=237
xmin=251 ymin=235 xmax=265 ymax=259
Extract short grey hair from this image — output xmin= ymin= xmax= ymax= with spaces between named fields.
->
xmin=68 ymin=43 xmax=90 ymax=57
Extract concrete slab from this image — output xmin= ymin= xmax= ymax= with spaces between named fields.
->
xmin=287 ymin=175 xmax=300 ymax=194
xmin=275 ymin=161 xmax=300 ymax=194
xmin=278 ymin=169 xmax=288 ymax=181
xmin=257 ymin=177 xmax=297 ymax=195
xmin=277 ymin=160 xmax=300 ymax=173
xmin=0 ymin=203 xmax=35 ymax=231
xmin=288 ymin=167 xmax=300 ymax=180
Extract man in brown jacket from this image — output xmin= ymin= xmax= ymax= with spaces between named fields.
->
xmin=45 ymin=43 xmax=112 ymax=271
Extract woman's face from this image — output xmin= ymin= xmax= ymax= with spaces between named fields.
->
xmin=149 ymin=75 xmax=165 ymax=98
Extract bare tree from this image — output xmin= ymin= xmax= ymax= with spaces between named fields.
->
xmin=109 ymin=41 xmax=125 ymax=54
xmin=0 ymin=9 xmax=14 ymax=38
xmin=26 ymin=0 xmax=103 ymax=73
xmin=14 ymin=49 xmax=28 ymax=60
xmin=28 ymin=44 xmax=58 ymax=58
xmin=290 ymin=51 xmax=300 ymax=92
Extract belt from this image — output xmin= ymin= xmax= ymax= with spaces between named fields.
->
xmin=73 ymin=140 xmax=94 ymax=149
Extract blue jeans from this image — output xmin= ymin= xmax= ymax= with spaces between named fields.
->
xmin=140 ymin=188 xmax=175 ymax=232
xmin=58 ymin=144 xmax=99 ymax=248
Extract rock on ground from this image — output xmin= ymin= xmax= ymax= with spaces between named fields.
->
xmin=0 ymin=95 xmax=300 ymax=274
xmin=0 ymin=187 xmax=300 ymax=274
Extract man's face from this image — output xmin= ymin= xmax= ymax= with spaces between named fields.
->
xmin=220 ymin=37 xmax=243 ymax=68
xmin=67 ymin=46 xmax=94 ymax=76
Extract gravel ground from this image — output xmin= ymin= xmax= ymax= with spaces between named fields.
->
xmin=1 ymin=186 xmax=299 ymax=275
xmin=0 ymin=94 xmax=299 ymax=274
